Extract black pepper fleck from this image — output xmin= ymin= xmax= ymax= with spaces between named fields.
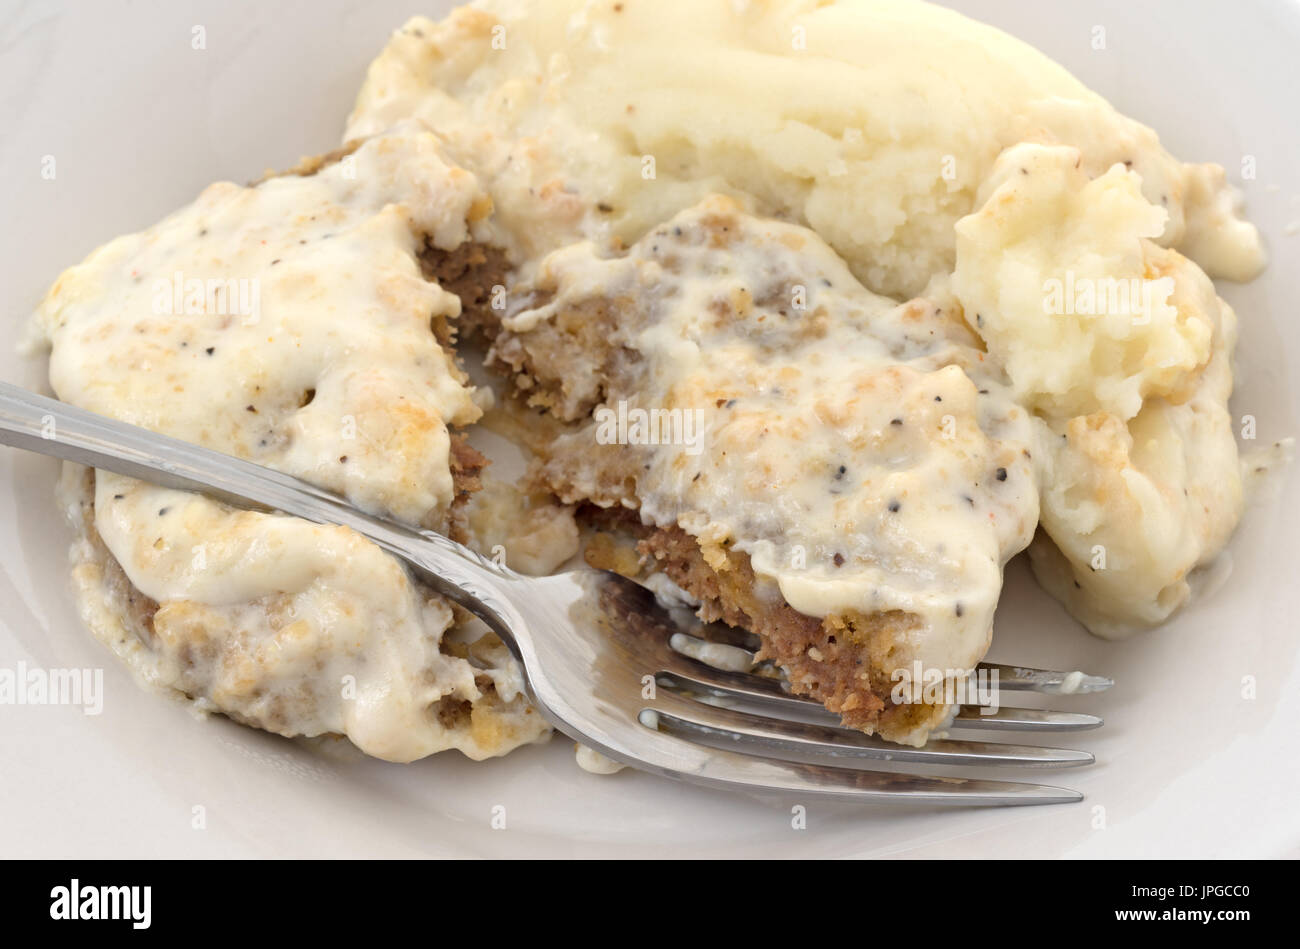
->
xmin=996 ymin=467 xmax=1007 ymax=481
xmin=888 ymin=500 xmax=901 ymax=513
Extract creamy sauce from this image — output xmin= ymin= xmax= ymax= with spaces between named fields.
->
xmin=36 ymin=125 xmax=485 ymax=526
xmin=669 ymin=633 xmax=755 ymax=675
xmin=462 ymin=478 xmax=580 ymax=575
xmin=574 ymin=744 xmax=626 ymax=775
xmin=502 ymin=197 xmax=1039 ymax=674
xmin=30 ymin=126 xmax=548 ymax=761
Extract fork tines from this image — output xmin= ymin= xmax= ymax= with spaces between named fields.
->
xmin=646 ymin=629 xmax=1111 ymax=806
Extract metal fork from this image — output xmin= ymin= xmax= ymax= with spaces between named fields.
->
xmin=0 ymin=381 xmax=1111 ymax=806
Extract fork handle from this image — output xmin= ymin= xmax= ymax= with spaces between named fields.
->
xmin=0 ymin=380 xmax=516 ymax=628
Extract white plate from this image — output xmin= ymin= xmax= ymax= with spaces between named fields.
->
xmin=2 ymin=0 xmax=1298 ymax=858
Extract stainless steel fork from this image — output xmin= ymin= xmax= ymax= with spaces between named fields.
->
xmin=0 ymin=381 xmax=1111 ymax=806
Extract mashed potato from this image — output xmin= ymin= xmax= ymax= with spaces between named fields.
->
xmin=953 ymin=144 xmax=1211 ymax=421
xmin=954 ymin=143 xmax=1244 ymax=636
xmin=1025 ymin=260 xmax=1243 ymax=637
xmin=347 ymin=0 xmax=1263 ymax=298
